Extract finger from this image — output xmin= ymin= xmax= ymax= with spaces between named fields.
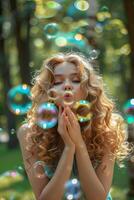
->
xmin=58 ymin=105 xmax=64 ymax=119
xmin=65 ymin=115 xmax=72 ymax=130
xmin=64 ymin=107 xmax=75 ymax=124
xmin=63 ymin=113 xmax=69 ymax=133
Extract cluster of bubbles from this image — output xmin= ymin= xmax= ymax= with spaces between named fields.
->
xmin=6 ymin=84 xmax=93 ymax=130
xmin=43 ymin=21 xmax=99 ymax=60
xmin=36 ymin=88 xmax=93 ymax=130
xmin=123 ymin=98 xmax=134 ymax=124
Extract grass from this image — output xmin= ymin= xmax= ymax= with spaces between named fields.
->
xmin=0 ymin=143 xmax=134 ymax=200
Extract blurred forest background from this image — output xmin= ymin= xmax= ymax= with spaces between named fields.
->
xmin=0 ymin=0 xmax=134 ymax=199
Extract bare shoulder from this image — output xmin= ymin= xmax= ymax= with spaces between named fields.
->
xmin=17 ymin=123 xmax=50 ymax=199
xmin=17 ymin=123 xmax=33 ymax=161
xmin=17 ymin=123 xmax=30 ymax=140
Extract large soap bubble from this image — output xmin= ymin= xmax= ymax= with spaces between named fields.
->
xmin=36 ymin=102 xmax=58 ymax=129
xmin=7 ymin=84 xmax=32 ymax=115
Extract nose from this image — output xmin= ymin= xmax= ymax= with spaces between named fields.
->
xmin=63 ymin=80 xmax=73 ymax=91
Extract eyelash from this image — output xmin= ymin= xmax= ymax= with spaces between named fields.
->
xmin=54 ymin=80 xmax=80 ymax=85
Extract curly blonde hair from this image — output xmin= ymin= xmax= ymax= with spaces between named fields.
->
xmin=26 ymin=52 xmax=132 ymax=170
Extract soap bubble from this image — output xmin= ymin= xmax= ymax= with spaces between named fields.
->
xmin=89 ymin=49 xmax=99 ymax=60
xmin=74 ymin=0 xmax=90 ymax=11
xmin=123 ymin=98 xmax=134 ymax=124
xmin=64 ymin=178 xmax=81 ymax=200
xmin=47 ymin=88 xmax=59 ymax=103
xmin=7 ymin=84 xmax=32 ymax=115
xmin=36 ymin=102 xmax=58 ymax=129
xmin=44 ymin=23 xmax=59 ymax=39
xmin=73 ymin=100 xmax=92 ymax=122
xmin=33 ymin=161 xmax=45 ymax=178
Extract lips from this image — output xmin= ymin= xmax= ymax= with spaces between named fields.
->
xmin=63 ymin=91 xmax=73 ymax=98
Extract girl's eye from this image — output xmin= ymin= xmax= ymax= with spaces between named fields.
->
xmin=54 ymin=82 xmax=62 ymax=85
xmin=54 ymin=80 xmax=80 ymax=85
xmin=72 ymin=80 xmax=80 ymax=83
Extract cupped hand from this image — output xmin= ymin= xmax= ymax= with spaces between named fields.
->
xmin=63 ymin=106 xmax=84 ymax=147
xmin=57 ymin=105 xmax=75 ymax=149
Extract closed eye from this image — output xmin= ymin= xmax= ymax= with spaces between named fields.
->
xmin=72 ymin=80 xmax=80 ymax=83
xmin=54 ymin=82 xmax=62 ymax=85
xmin=54 ymin=79 xmax=81 ymax=85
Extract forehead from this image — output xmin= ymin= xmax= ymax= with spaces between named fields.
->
xmin=53 ymin=62 xmax=79 ymax=76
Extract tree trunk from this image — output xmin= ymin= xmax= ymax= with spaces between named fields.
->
xmin=9 ymin=0 xmax=32 ymax=85
xmin=124 ymin=0 xmax=134 ymax=198
xmin=124 ymin=0 xmax=134 ymax=98
xmin=0 ymin=1 xmax=18 ymax=149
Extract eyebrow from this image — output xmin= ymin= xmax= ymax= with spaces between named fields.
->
xmin=54 ymin=73 xmax=80 ymax=77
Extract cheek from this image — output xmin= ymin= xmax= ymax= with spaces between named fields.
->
xmin=74 ymin=86 xmax=87 ymax=99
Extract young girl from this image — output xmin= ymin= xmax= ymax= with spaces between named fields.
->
xmin=17 ymin=52 xmax=131 ymax=200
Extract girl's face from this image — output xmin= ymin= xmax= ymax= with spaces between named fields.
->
xmin=51 ymin=61 xmax=87 ymax=107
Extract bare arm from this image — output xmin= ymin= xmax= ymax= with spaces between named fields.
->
xmin=39 ymin=146 xmax=75 ymax=200
xmin=17 ymin=124 xmax=75 ymax=200
xmin=75 ymin=141 xmax=115 ymax=200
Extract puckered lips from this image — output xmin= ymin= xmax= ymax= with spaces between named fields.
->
xmin=63 ymin=91 xmax=73 ymax=99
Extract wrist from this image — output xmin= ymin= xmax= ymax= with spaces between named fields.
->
xmin=75 ymin=140 xmax=86 ymax=151
xmin=65 ymin=144 xmax=75 ymax=153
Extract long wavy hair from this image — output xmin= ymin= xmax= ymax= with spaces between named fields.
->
xmin=25 ymin=52 xmax=132 ymax=171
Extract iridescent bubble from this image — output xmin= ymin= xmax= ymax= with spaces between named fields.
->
xmin=73 ymin=100 xmax=92 ymax=122
xmin=33 ymin=161 xmax=45 ymax=178
xmin=55 ymin=36 xmax=67 ymax=47
xmin=64 ymin=178 xmax=81 ymax=200
xmin=35 ymin=1 xmax=61 ymax=19
xmin=74 ymin=0 xmax=90 ymax=11
xmin=7 ymin=84 xmax=32 ymax=115
xmin=43 ymin=23 xmax=59 ymax=39
xmin=36 ymin=102 xmax=58 ymax=129
xmin=123 ymin=98 xmax=134 ymax=124
xmin=47 ymin=88 xmax=59 ymax=103
xmin=89 ymin=49 xmax=99 ymax=60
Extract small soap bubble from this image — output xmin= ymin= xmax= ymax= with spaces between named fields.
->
xmin=43 ymin=23 xmax=59 ymax=39
xmin=47 ymin=88 xmax=59 ymax=103
xmin=89 ymin=49 xmax=99 ymax=60
xmin=33 ymin=161 xmax=45 ymax=178
xmin=64 ymin=178 xmax=82 ymax=200
xmin=74 ymin=0 xmax=90 ymax=11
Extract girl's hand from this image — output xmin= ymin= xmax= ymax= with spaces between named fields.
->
xmin=57 ymin=106 xmax=75 ymax=150
xmin=64 ymin=106 xmax=84 ymax=147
